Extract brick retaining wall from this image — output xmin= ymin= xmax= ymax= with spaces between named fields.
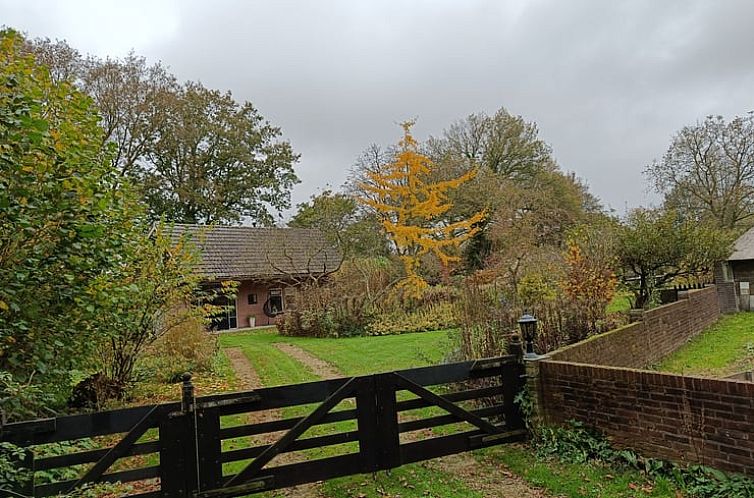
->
xmin=535 ymin=285 xmax=754 ymax=474
xmin=548 ymin=286 xmax=719 ymax=369
xmin=540 ymin=360 xmax=754 ymax=475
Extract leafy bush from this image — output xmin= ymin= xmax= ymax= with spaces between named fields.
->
xmin=366 ymin=302 xmax=458 ymax=336
xmin=0 ymin=442 xmax=32 ymax=493
xmin=0 ymin=370 xmax=54 ymax=421
xmin=277 ymin=257 xmax=398 ymax=337
xmin=137 ymin=317 xmax=218 ymax=383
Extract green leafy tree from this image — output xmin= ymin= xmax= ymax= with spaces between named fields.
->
xmin=140 ymin=82 xmax=300 ymax=224
xmin=426 ymin=108 xmax=601 ymax=270
xmin=616 ymin=208 xmax=732 ymax=308
xmin=25 ymin=37 xmax=298 ymax=225
xmin=0 ymin=30 xmax=137 ymax=401
xmin=289 ymin=189 xmax=389 ymax=257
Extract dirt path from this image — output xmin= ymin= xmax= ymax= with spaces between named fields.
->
xmin=428 ymin=452 xmax=548 ymax=498
xmin=222 ymin=347 xmax=323 ymax=498
xmin=224 ymin=347 xmax=263 ymax=389
xmin=273 ymin=343 xmax=342 ymax=379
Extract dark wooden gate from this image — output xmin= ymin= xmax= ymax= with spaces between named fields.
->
xmin=1 ymin=355 xmax=526 ymax=498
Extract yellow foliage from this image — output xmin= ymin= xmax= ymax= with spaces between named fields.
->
xmin=359 ymin=122 xmax=485 ymax=297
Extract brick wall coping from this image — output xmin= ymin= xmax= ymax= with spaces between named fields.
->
xmin=541 ymin=359 xmax=754 ymax=397
xmin=546 ymin=322 xmax=640 ymax=361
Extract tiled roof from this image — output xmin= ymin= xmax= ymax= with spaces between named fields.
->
xmin=729 ymin=226 xmax=754 ymax=261
xmin=168 ymin=224 xmax=342 ymax=280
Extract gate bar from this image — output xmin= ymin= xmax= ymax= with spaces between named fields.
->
xmin=224 ymin=377 xmax=358 ymax=487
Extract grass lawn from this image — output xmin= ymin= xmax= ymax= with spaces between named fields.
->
xmin=607 ymin=290 xmax=633 ymax=314
xmin=655 ymin=312 xmax=754 ymax=377
xmin=480 ymin=445 xmax=678 ymax=498
xmin=219 ymin=327 xmax=453 ymax=378
xmin=217 ymin=328 xmax=681 ymax=498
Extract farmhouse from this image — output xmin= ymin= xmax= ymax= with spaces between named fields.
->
xmin=170 ymin=224 xmax=342 ymax=329
xmin=716 ymin=225 xmax=754 ymax=313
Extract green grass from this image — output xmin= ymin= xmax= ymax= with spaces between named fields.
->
xmin=217 ymin=328 xmax=681 ymax=498
xmin=480 ymin=445 xmax=678 ymax=498
xmin=607 ymin=291 xmax=633 ymax=314
xmin=321 ymin=463 xmax=484 ymax=498
xmin=655 ymin=312 xmax=754 ymax=377
xmin=219 ymin=328 xmax=453 ymax=377
xmin=218 ymin=328 xmax=479 ymax=497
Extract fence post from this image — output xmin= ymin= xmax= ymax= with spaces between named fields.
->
xmin=507 ymin=333 xmax=523 ymax=362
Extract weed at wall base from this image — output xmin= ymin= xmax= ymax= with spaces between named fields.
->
xmin=534 ymin=420 xmax=754 ymax=498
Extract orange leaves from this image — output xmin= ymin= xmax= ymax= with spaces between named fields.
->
xmin=563 ymin=242 xmax=617 ymax=306
xmin=359 ymin=122 xmax=485 ymax=297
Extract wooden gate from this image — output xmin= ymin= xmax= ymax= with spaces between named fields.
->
xmin=2 ymin=355 xmax=526 ymax=498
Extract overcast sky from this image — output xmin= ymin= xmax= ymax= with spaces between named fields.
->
xmin=3 ymin=0 xmax=754 ymax=220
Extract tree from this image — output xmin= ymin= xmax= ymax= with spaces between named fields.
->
xmin=616 ymin=208 xmax=732 ymax=308
xmin=25 ymin=39 xmax=177 ymax=177
xmin=139 ymin=82 xmax=300 ymax=224
xmin=426 ymin=108 xmax=556 ymax=180
xmin=0 ymin=30 xmax=137 ymax=401
xmin=21 ymin=36 xmax=82 ymax=85
xmin=25 ymin=37 xmax=299 ymax=226
xmin=91 ymin=225 xmax=232 ymax=400
xmin=562 ymin=223 xmax=618 ymax=341
xmin=358 ymin=122 xmax=485 ymax=297
xmin=646 ymin=114 xmax=754 ymax=230
xmin=289 ymin=189 xmax=389 ymax=257
xmin=81 ymin=54 xmax=177 ymax=177
xmin=426 ymin=108 xmax=601 ymax=270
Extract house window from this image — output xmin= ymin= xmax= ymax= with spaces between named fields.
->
xmin=211 ymin=295 xmax=237 ymax=331
xmin=248 ymin=293 xmax=257 ymax=305
xmin=263 ymin=288 xmax=284 ymax=317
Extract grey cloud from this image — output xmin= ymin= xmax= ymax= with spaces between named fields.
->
xmin=5 ymin=0 xmax=754 ymax=218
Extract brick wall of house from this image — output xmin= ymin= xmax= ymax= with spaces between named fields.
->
xmin=236 ymin=280 xmax=288 ymax=328
xmin=547 ymin=286 xmax=720 ymax=369
xmin=540 ymin=360 xmax=754 ymax=476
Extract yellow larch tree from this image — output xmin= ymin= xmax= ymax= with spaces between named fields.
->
xmin=359 ymin=121 xmax=485 ymax=297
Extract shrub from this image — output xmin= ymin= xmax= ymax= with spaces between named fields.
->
xmin=137 ymin=317 xmax=218 ymax=383
xmin=0 ymin=370 xmax=54 ymax=421
xmin=0 ymin=442 xmax=32 ymax=493
xmin=366 ymin=302 xmax=458 ymax=336
xmin=457 ymin=278 xmax=518 ymax=359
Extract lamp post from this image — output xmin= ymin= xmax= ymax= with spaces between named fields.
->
xmin=518 ymin=313 xmax=540 ymax=360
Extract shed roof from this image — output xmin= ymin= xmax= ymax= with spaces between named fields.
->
xmin=729 ymin=226 xmax=754 ymax=261
xmin=168 ymin=224 xmax=342 ymax=280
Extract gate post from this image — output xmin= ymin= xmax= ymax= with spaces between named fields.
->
xmin=374 ymin=373 xmax=401 ymax=470
xmin=503 ymin=334 xmax=526 ymax=430
xmin=159 ymin=373 xmax=200 ymax=498
xmin=355 ymin=376 xmax=380 ymax=473
xmin=195 ymin=405 xmax=223 ymax=491
xmin=524 ymin=352 xmax=548 ymax=431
